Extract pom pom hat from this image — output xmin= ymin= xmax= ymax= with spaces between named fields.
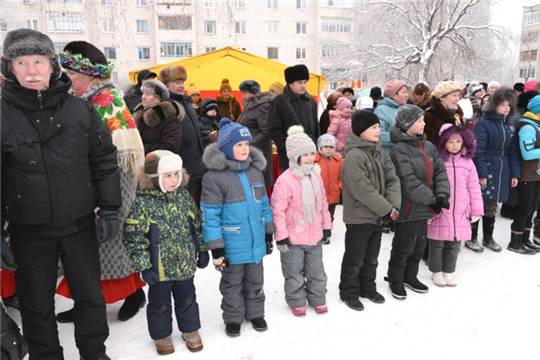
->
xmin=286 ymin=125 xmax=316 ymax=163
xmin=217 ymin=118 xmax=253 ymax=160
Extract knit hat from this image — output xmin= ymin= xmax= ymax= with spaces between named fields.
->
xmin=395 ymin=104 xmax=424 ymax=131
xmin=137 ymin=69 xmax=157 ymax=84
xmin=369 ymin=86 xmax=382 ymax=99
xmin=60 ymin=41 xmax=114 ymax=78
xmin=187 ymin=83 xmax=200 ymax=96
xmin=524 ymin=79 xmax=538 ymax=93
xmin=528 ymin=95 xmax=540 ymax=114
xmin=220 ymin=78 xmax=232 ymax=92
xmin=355 ymin=96 xmax=374 ymax=110
xmin=284 ymin=64 xmax=310 ymax=84
xmin=286 ymin=125 xmax=316 ymax=163
xmin=352 ymin=110 xmax=379 ymax=136
xmin=1 ymin=28 xmax=61 ymax=80
xmin=144 ymin=150 xmax=183 ymax=193
xmin=431 ymin=81 xmax=463 ymax=99
xmin=141 ymin=79 xmax=170 ymax=100
xmin=201 ymin=98 xmax=219 ymax=114
xmin=317 ymin=134 xmax=336 ymax=151
xmin=336 ymin=96 xmax=353 ymax=111
xmin=159 ymin=66 xmax=187 ymax=85
xmin=383 ymin=79 xmax=407 ymax=98
xmin=466 ymin=83 xmax=484 ymax=98
xmin=239 ymin=79 xmax=261 ymax=95
xmin=269 ymin=81 xmax=284 ymax=94
xmin=217 ymin=118 xmax=253 ymax=160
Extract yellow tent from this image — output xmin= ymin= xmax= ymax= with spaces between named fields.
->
xmin=128 ymin=47 xmax=325 ymax=97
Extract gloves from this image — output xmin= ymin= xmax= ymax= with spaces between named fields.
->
xmin=471 ymin=216 xmax=481 ymax=223
xmin=211 ymin=248 xmax=229 ymax=271
xmin=141 ymin=270 xmax=159 ymax=286
xmin=95 ymin=209 xmax=120 ymax=244
xmin=436 ymin=196 xmax=450 ymax=210
xmin=265 ymin=233 xmax=273 ymax=254
xmin=197 ymin=251 xmax=209 ymax=269
xmin=323 ymin=229 xmax=331 ymax=238
xmin=1 ymin=229 xmax=17 ymax=272
xmin=276 ymin=238 xmax=291 ymax=254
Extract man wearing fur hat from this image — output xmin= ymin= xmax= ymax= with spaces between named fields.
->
xmin=269 ymin=64 xmax=319 ymax=171
xmin=55 ymin=40 xmax=147 ymax=324
xmin=1 ymin=29 xmax=119 ymax=360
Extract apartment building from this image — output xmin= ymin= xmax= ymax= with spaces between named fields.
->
xmin=517 ymin=4 xmax=540 ymax=82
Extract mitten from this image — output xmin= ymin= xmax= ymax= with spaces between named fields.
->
xmin=95 ymin=209 xmax=120 ymax=244
xmin=276 ymin=238 xmax=291 ymax=254
xmin=265 ymin=233 xmax=273 ymax=254
xmin=141 ymin=270 xmax=159 ymax=286
xmin=211 ymin=248 xmax=229 ymax=270
xmin=436 ymin=196 xmax=450 ymax=210
xmin=197 ymin=251 xmax=209 ymax=269
xmin=323 ymin=229 xmax=332 ymax=238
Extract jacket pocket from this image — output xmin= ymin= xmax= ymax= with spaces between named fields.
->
xmin=251 ymin=182 xmax=266 ymax=202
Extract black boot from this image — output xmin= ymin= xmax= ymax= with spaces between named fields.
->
xmin=507 ymin=231 xmax=535 ymax=254
xmin=521 ymin=229 xmax=540 ymax=253
xmin=117 ymin=288 xmax=146 ymax=321
xmin=56 ymin=308 xmax=74 ymax=323
xmin=465 ymin=221 xmax=484 ymax=252
xmin=482 ymin=216 xmax=501 ymax=252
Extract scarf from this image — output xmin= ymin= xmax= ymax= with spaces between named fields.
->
xmin=289 ymin=162 xmax=323 ymax=224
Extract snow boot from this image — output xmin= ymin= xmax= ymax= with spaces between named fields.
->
xmin=225 ymin=323 xmax=241 ymax=337
xmin=522 ymin=229 xmax=540 ymax=253
xmin=465 ymin=221 xmax=484 ymax=252
xmin=360 ymin=291 xmax=385 ymax=304
xmin=389 ymin=282 xmax=407 ymax=300
xmin=117 ymin=288 xmax=146 ymax=321
xmin=443 ymin=272 xmax=457 ymax=287
xmin=432 ymin=272 xmax=447 ymax=287
xmin=291 ymin=306 xmax=307 ymax=316
xmin=508 ymin=231 xmax=536 ymax=254
xmin=482 ymin=216 xmax=501 ymax=252
xmin=251 ymin=317 xmax=268 ymax=331
xmin=314 ymin=305 xmax=328 ymax=314
xmin=342 ymin=297 xmax=364 ymax=311
xmin=154 ymin=336 xmax=175 ymax=355
xmin=404 ymin=278 xmax=429 ymax=293
xmin=182 ymin=330 xmax=203 ymax=352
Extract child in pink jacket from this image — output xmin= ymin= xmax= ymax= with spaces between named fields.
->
xmin=327 ymin=96 xmax=353 ymax=158
xmin=271 ymin=126 xmax=333 ymax=316
xmin=427 ymin=124 xmax=484 ymax=287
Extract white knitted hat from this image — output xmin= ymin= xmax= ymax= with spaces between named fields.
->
xmin=286 ymin=125 xmax=316 ymax=163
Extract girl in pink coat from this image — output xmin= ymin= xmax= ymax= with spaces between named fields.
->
xmin=327 ymin=96 xmax=353 ymax=158
xmin=427 ymin=124 xmax=484 ymax=287
xmin=271 ymin=126 xmax=333 ymax=316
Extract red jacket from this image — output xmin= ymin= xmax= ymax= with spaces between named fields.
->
xmin=315 ymin=152 xmax=342 ymax=204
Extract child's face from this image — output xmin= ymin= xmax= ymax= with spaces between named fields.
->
xmin=341 ymin=106 xmax=353 ymax=115
xmin=360 ymin=123 xmax=381 ymax=143
xmin=206 ymin=109 xmax=217 ymax=117
xmin=496 ymin=100 xmax=511 ymax=116
xmin=233 ymin=140 xmax=250 ymax=161
xmin=319 ymin=145 xmax=335 ymax=157
xmin=406 ymin=115 xmax=425 ymax=136
xmin=221 ymin=88 xmax=231 ymax=99
xmin=299 ymin=152 xmax=316 ymax=166
xmin=162 ymin=171 xmax=180 ymax=192
xmin=445 ymin=135 xmax=463 ymax=154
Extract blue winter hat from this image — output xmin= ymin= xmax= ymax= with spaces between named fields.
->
xmin=527 ymin=95 xmax=540 ymax=114
xmin=218 ymin=118 xmax=253 ymax=160
xmin=317 ymin=134 xmax=336 ymax=151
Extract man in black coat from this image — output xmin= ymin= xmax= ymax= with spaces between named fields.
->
xmin=1 ymin=29 xmax=120 ymax=360
xmin=269 ymin=64 xmax=319 ymax=171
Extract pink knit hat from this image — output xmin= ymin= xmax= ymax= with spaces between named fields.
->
xmin=524 ymin=79 xmax=538 ymax=93
xmin=336 ymin=96 xmax=352 ymax=111
xmin=383 ymin=79 xmax=407 ymax=98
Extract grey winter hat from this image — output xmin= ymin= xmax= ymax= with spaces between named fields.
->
xmin=286 ymin=125 xmax=316 ymax=162
xmin=1 ymin=28 xmax=60 ymax=80
xmin=395 ymin=104 xmax=424 ymax=131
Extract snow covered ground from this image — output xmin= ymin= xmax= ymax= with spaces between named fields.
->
xmin=8 ymin=207 xmax=540 ymax=360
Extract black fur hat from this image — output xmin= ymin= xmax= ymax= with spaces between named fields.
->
xmin=284 ymin=64 xmax=309 ymax=84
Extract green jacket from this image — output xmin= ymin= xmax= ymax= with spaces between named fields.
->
xmin=342 ymin=134 xmax=401 ymax=225
xmin=123 ymin=187 xmax=206 ymax=281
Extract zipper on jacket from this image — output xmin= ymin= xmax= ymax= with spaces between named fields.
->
xmin=452 ymin=156 xmax=457 ymax=240
xmin=37 ymin=91 xmax=43 ymax=110
xmin=497 ymin=120 xmax=506 ymax=202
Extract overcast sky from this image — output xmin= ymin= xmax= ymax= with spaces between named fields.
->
xmin=492 ymin=0 xmax=538 ymax=33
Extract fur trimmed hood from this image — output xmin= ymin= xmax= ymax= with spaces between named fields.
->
xmin=437 ymin=124 xmax=476 ymax=160
xmin=202 ymin=143 xmax=267 ymax=172
xmin=134 ymin=100 xmax=185 ymax=128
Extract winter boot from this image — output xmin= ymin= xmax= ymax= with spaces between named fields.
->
xmin=251 ymin=317 xmax=268 ymax=331
xmin=314 ymin=305 xmax=328 ymax=314
xmin=432 ymin=272 xmax=447 ymax=287
xmin=56 ymin=308 xmax=74 ymax=323
xmin=482 ymin=216 xmax=501 ymax=252
xmin=225 ymin=323 xmax=241 ymax=337
xmin=360 ymin=291 xmax=385 ymax=304
xmin=342 ymin=297 xmax=364 ymax=311
xmin=389 ymin=282 xmax=407 ymax=300
xmin=465 ymin=221 xmax=484 ymax=252
xmin=443 ymin=273 xmax=457 ymax=287
xmin=182 ymin=330 xmax=203 ymax=352
xmin=154 ymin=336 xmax=175 ymax=355
xmin=508 ymin=231 xmax=536 ymax=254
xmin=117 ymin=288 xmax=146 ymax=321
xmin=291 ymin=306 xmax=307 ymax=316
xmin=522 ymin=229 xmax=540 ymax=253
xmin=403 ymin=278 xmax=429 ymax=293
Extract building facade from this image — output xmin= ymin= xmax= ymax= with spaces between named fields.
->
xmin=517 ymin=4 xmax=540 ymax=83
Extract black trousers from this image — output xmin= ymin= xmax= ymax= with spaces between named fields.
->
xmin=511 ymin=181 xmax=540 ymax=232
xmin=339 ymin=223 xmax=382 ymax=299
xmin=9 ymin=224 xmax=108 ymax=360
xmin=387 ymin=219 xmax=428 ymax=283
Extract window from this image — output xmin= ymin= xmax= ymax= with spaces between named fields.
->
xmin=138 ymin=47 xmax=150 ymax=60
xmin=523 ymin=31 xmax=539 ymax=42
xmin=160 ymin=42 xmax=192 ymax=57
xmin=267 ymin=0 xmax=277 ymax=10
xmin=102 ymin=19 xmax=114 ymax=32
xmin=321 ymin=44 xmax=339 ymax=58
xmin=47 ymin=13 xmax=85 ymax=33
xmin=54 ymin=42 xmax=67 ymax=53
xmin=204 ymin=0 xmax=215 ymax=7
xmin=136 ymin=0 xmax=147 ymax=5
xmin=26 ymin=18 xmax=38 ymax=30
xmin=520 ymin=49 xmax=538 ymax=61
xmin=526 ymin=11 xmax=540 ymax=26
xmin=296 ymin=0 xmax=306 ymax=9
xmin=204 ymin=21 xmax=216 ymax=34
xmin=267 ymin=21 xmax=278 ymax=34
xmin=267 ymin=47 xmax=278 ymax=59
xmin=238 ymin=47 xmax=247 ymax=51
xmin=235 ymin=21 xmax=246 ymax=34
xmin=46 ymin=0 xmax=82 ymax=3
xmin=102 ymin=0 xmax=113 ymax=5
xmin=233 ymin=0 xmax=245 ymax=8
xmin=358 ymin=0 xmax=368 ymax=10
xmin=520 ymin=67 xmax=536 ymax=79
xmin=205 ymin=46 xmax=217 ymax=52
xmin=296 ymin=22 xmax=306 ymax=34
xmin=321 ymin=18 xmax=351 ymax=32
xmin=0 ymin=18 xmax=6 ymax=32
xmin=158 ymin=15 xmax=192 ymax=30
xmin=104 ymin=47 xmax=116 ymax=59
xmin=296 ymin=47 xmax=306 ymax=59
xmin=136 ymin=19 xmax=148 ymax=33
xmin=322 ymin=0 xmax=352 ymax=7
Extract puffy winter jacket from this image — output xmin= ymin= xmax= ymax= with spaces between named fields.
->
xmin=315 ymin=152 xmax=342 ymax=204
xmin=374 ymin=97 xmax=400 ymax=152
xmin=390 ymin=128 xmax=450 ymax=222
xmin=342 ymin=134 xmax=401 ymax=225
xmin=474 ymin=113 xmax=520 ymax=203
xmin=271 ymin=167 xmax=332 ymax=246
xmin=327 ymin=109 xmax=352 ymax=158
xmin=516 ymin=113 xmax=540 ymax=182
xmin=427 ymin=154 xmax=484 ymax=241
xmin=200 ymin=144 xmax=273 ymax=265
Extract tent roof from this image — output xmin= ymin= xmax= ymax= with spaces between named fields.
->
xmin=128 ymin=47 xmax=325 ymax=96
